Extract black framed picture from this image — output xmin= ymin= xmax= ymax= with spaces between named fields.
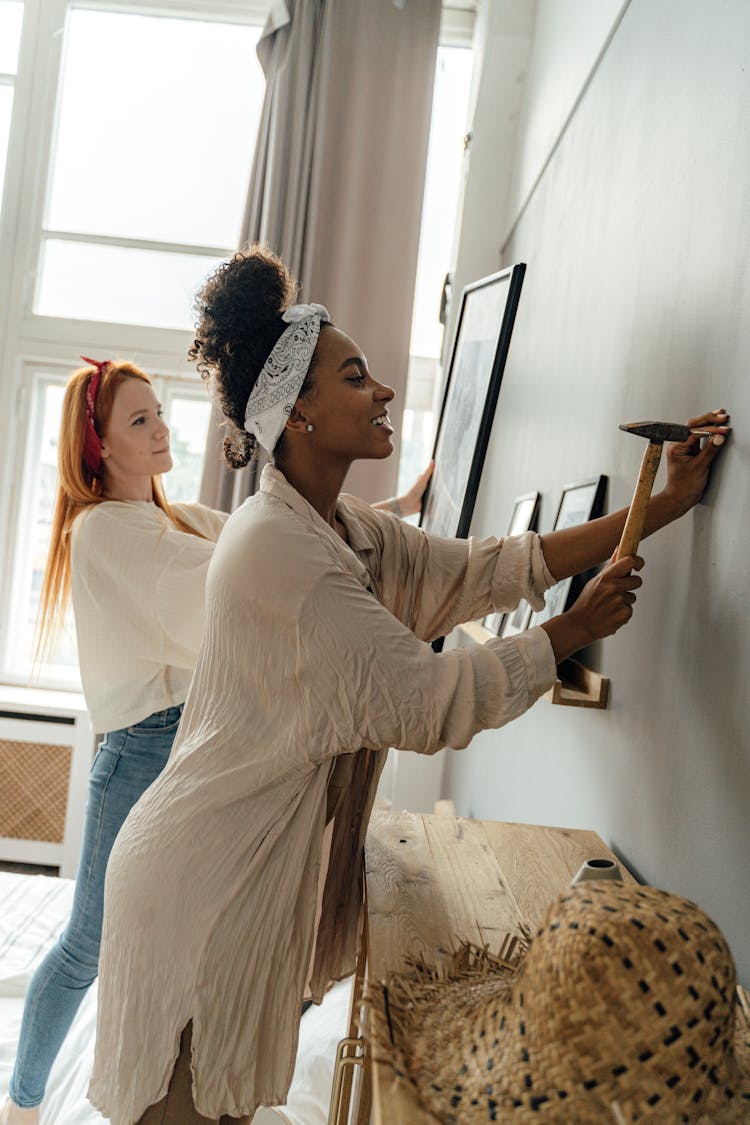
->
xmin=527 ymin=476 xmax=608 ymax=628
xmin=420 ymin=263 xmax=526 ymax=540
xmin=484 ymin=491 xmax=540 ymax=636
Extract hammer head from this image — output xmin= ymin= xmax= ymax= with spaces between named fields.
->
xmin=619 ymin=420 xmax=692 ymax=443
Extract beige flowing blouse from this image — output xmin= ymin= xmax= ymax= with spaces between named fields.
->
xmin=88 ymin=465 xmax=557 ymax=1124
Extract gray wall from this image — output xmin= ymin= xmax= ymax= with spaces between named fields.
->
xmin=443 ymin=0 xmax=750 ymax=984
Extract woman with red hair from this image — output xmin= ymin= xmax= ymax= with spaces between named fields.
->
xmin=0 ymin=358 xmax=226 ymax=1125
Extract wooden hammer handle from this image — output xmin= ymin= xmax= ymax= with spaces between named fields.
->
xmin=614 ymin=441 xmax=663 ymax=562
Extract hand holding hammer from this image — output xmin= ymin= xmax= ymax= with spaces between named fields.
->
xmin=615 ymin=418 xmax=728 ymax=563
xmin=537 ymin=411 xmax=729 ymax=664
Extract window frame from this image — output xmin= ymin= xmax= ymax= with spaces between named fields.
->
xmin=4 ymin=364 xmax=78 ymax=690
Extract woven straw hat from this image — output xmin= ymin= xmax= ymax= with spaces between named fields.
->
xmin=380 ymin=883 xmax=750 ymax=1123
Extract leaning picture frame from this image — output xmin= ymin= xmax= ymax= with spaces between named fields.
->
xmin=484 ymin=491 xmax=540 ymax=636
xmin=420 ymin=263 xmax=526 ymax=540
xmin=527 ymin=476 xmax=608 ymax=629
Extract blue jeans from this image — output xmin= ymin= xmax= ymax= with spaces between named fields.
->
xmin=8 ymin=705 xmax=183 ymax=1109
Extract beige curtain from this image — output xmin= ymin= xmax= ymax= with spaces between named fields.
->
xmin=200 ymin=0 xmax=440 ymax=510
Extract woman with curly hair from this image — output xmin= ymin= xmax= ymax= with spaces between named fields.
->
xmin=88 ymin=244 xmax=729 ymax=1125
xmin=0 ymin=357 xmax=426 ymax=1125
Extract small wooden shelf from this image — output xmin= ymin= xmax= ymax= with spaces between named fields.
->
xmin=545 ymin=657 xmax=609 ymax=709
xmin=456 ymin=621 xmax=609 ymax=710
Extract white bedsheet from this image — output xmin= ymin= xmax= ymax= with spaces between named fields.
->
xmin=0 ymin=873 xmax=352 ymax=1124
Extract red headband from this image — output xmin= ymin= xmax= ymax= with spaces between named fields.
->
xmin=80 ymin=356 xmax=111 ymax=475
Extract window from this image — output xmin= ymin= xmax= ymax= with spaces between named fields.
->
xmin=37 ymin=6 xmax=264 ymax=330
xmin=159 ymin=383 xmax=213 ymax=504
xmin=398 ymin=41 xmax=475 ymax=496
xmin=36 ymin=239 xmax=228 ymax=332
xmin=0 ymin=1 xmax=268 ymax=688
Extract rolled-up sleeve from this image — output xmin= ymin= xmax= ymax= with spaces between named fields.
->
xmin=364 ymin=507 xmax=556 ymax=643
xmin=297 ymin=567 xmax=556 ymax=760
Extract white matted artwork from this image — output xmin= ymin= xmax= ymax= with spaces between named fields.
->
xmin=527 ymin=476 xmax=607 ymax=628
xmin=420 ymin=264 xmax=526 ymax=540
xmin=484 ymin=491 xmax=540 ymax=636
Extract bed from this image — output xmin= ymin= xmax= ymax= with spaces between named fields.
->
xmin=0 ymin=872 xmax=352 ymax=1124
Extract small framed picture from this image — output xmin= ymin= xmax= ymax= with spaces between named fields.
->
xmin=484 ymin=491 xmax=540 ymax=636
xmin=527 ymin=476 xmax=608 ymax=629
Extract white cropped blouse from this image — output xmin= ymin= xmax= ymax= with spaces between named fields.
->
xmin=70 ymin=499 xmax=228 ymax=732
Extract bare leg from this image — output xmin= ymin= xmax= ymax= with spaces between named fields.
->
xmin=0 ymin=1101 xmax=39 ymax=1125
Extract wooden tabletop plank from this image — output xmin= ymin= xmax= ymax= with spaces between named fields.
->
xmin=418 ymin=815 xmax=527 ymax=948
xmin=365 ymin=809 xmax=443 ymax=980
xmin=365 ymin=812 xmax=532 ymax=978
xmin=478 ymin=819 xmax=636 ymax=931
xmin=366 ymin=810 xmax=445 ymax=1125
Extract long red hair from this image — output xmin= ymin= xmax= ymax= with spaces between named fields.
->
xmin=36 ymin=360 xmax=207 ymax=661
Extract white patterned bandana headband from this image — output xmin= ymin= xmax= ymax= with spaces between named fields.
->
xmin=243 ymin=302 xmax=330 ymax=453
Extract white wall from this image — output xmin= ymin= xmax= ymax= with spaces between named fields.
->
xmin=442 ymin=0 xmax=750 ymax=985
xmin=504 ymin=0 xmax=627 ymax=229
xmin=443 ymin=0 xmax=536 ymax=371
xmin=445 ymin=0 xmax=626 ymax=362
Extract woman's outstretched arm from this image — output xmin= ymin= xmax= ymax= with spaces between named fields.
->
xmin=540 ymin=410 xmax=730 ymax=582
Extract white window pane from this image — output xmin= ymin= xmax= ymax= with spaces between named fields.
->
xmin=166 ymin=396 xmax=212 ymax=502
xmin=0 ymin=1 xmax=23 ymax=74
xmin=410 ymin=46 xmax=474 ymax=359
xmin=0 ymin=85 xmax=12 ymax=198
xmin=9 ymin=381 xmax=80 ymax=685
xmin=36 ymin=239 xmax=223 ymax=330
xmin=399 ymin=48 xmax=473 ymax=500
xmin=47 ymin=9 xmax=264 ymax=247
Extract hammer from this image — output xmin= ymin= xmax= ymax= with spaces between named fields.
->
xmin=615 ymin=421 xmax=714 ymax=562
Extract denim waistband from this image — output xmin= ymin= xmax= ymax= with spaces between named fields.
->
xmin=126 ymin=704 xmax=184 ymax=732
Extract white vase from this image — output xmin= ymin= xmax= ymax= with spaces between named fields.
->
xmin=571 ymin=857 xmax=623 ymax=885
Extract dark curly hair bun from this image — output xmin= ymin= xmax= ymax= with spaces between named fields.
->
xmin=189 ymin=244 xmax=300 ymax=468
xmin=223 ymin=427 xmax=257 ymax=470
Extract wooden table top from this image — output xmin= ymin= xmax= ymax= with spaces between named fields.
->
xmin=364 ymin=809 xmax=636 ymax=1124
